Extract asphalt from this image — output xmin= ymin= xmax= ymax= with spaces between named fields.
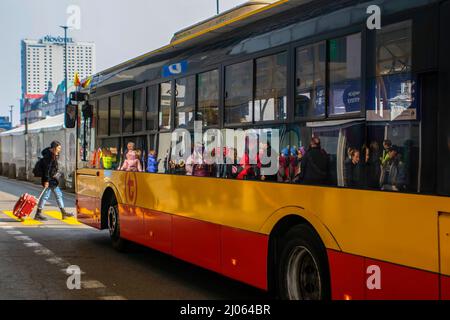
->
xmin=0 ymin=176 xmax=269 ymax=300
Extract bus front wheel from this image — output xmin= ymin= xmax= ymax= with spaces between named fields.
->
xmin=107 ymin=197 xmax=128 ymax=252
xmin=277 ymin=224 xmax=330 ymax=300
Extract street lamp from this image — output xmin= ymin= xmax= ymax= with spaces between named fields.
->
xmin=9 ymin=105 xmax=13 ymax=127
xmin=216 ymin=0 xmax=220 ymax=14
xmin=60 ymin=26 xmax=69 ymax=105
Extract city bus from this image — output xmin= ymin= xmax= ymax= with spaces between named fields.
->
xmin=67 ymin=0 xmax=450 ymax=300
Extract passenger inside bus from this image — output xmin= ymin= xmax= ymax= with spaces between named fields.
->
xmin=147 ymin=150 xmax=159 ymax=173
xmin=380 ymin=145 xmax=408 ymax=192
xmin=100 ymin=147 xmax=118 ymax=170
xmin=363 ymin=142 xmax=382 ymax=189
xmin=120 ymin=149 xmax=143 ymax=172
xmin=299 ymin=137 xmax=330 ymax=185
xmin=344 ymin=148 xmax=365 ymax=188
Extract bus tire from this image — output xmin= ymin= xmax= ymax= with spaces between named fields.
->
xmin=277 ymin=224 xmax=330 ymax=300
xmin=107 ymin=196 xmax=128 ymax=252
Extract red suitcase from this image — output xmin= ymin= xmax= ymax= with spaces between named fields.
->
xmin=12 ymin=189 xmax=47 ymax=220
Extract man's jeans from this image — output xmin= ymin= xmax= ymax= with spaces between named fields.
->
xmin=37 ymin=187 xmax=64 ymax=210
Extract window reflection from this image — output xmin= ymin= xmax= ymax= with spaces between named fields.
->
xmin=328 ymin=33 xmax=362 ymax=115
xmin=296 ymin=42 xmax=326 ymax=118
xmin=147 ymin=86 xmax=158 ymax=131
xmin=158 ymin=132 xmax=172 ymax=173
xmin=368 ymin=21 xmax=415 ymax=121
xmin=225 ymin=61 xmax=253 ymax=124
xmin=176 ymin=76 xmax=196 ymax=128
xmin=255 ymin=52 xmax=287 ymax=122
xmin=198 ymin=70 xmax=219 ymax=127
xmin=97 ymin=98 xmax=108 ymax=136
xmin=123 ymin=92 xmax=133 ymax=133
xmin=110 ymin=95 xmax=121 ymax=135
xmin=134 ymin=89 xmax=144 ymax=132
xmin=159 ymin=82 xmax=172 ymax=130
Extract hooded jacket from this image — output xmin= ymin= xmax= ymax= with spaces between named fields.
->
xmin=41 ymin=147 xmax=60 ymax=187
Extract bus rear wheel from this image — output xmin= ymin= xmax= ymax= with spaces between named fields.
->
xmin=277 ymin=225 xmax=330 ymax=300
xmin=107 ymin=197 xmax=128 ymax=252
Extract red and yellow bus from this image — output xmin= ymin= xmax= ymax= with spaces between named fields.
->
xmin=68 ymin=0 xmax=450 ymax=299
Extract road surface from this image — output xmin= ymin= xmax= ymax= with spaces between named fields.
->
xmin=0 ymin=176 xmax=269 ymax=300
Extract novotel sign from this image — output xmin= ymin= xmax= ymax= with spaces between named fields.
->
xmin=42 ymin=35 xmax=74 ymax=44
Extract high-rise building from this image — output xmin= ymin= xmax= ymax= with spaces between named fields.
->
xmin=20 ymin=35 xmax=96 ymax=124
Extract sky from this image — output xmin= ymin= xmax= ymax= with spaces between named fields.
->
xmin=0 ymin=0 xmax=245 ymax=126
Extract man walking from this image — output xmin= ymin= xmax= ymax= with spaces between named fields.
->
xmin=34 ymin=141 xmax=74 ymax=221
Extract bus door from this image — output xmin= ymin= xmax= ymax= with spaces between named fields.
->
xmin=76 ymin=101 xmax=102 ymax=227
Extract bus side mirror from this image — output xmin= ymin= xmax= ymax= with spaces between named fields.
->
xmin=65 ymin=104 xmax=78 ymax=129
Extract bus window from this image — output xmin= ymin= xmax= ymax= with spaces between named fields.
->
xmin=158 ymin=132 xmax=172 ymax=173
xmin=98 ymin=138 xmax=121 ymax=170
xmin=123 ymin=91 xmax=133 ymax=134
xmin=328 ymin=33 xmax=362 ymax=116
xmin=367 ymin=122 xmax=420 ymax=193
xmin=255 ymin=52 xmax=287 ymax=122
xmin=197 ymin=69 xmax=219 ymax=127
xmin=225 ymin=60 xmax=253 ymax=124
xmin=159 ymin=82 xmax=172 ymax=130
xmin=120 ymin=136 xmax=147 ymax=172
xmin=146 ymin=134 xmax=158 ymax=174
xmin=97 ymin=98 xmax=108 ymax=136
xmin=176 ymin=76 xmax=196 ymax=128
xmin=147 ymin=85 xmax=158 ymax=131
xmin=287 ymin=123 xmax=335 ymax=186
xmin=134 ymin=89 xmax=144 ymax=132
xmin=365 ymin=21 xmax=419 ymax=193
xmin=368 ymin=21 xmax=414 ymax=122
xmin=295 ymin=42 xmax=326 ymax=118
xmin=110 ymin=95 xmax=121 ymax=135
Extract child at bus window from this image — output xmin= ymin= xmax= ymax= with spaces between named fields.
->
xmin=120 ymin=149 xmax=143 ymax=172
xmin=101 ymin=148 xmax=114 ymax=170
xmin=127 ymin=141 xmax=136 ymax=153
xmin=123 ymin=141 xmax=136 ymax=161
xmin=147 ymin=150 xmax=159 ymax=173
xmin=118 ymin=141 xmax=136 ymax=169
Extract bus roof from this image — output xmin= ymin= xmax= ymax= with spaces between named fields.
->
xmin=87 ymin=0 xmax=312 ymax=90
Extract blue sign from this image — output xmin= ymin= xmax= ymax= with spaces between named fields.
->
xmin=42 ymin=35 xmax=74 ymax=44
xmin=343 ymin=82 xmax=361 ymax=113
xmin=162 ymin=61 xmax=188 ymax=77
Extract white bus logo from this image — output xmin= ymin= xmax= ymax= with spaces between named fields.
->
xmin=168 ymin=63 xmax=183 ymax=75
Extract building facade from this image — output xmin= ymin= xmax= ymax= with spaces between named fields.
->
xmin=20 ymin=35 xmax=96 ymax=124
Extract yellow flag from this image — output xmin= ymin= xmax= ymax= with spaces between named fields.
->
xmin=74 ymin=72 xmax=81 ymax=87
xmin=81 ymin=76 xmax=92 ymax=89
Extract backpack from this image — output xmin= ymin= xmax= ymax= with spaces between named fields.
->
xmin=33 ymin=158 xmax=45 ymax=178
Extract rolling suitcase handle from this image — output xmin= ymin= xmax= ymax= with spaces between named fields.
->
xmin=37 ymin=187 xmax=48 ymax=202
xmin=29 ymin=188 xmax=48 ymax=220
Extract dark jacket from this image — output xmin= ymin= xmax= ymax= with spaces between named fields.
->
xmin=379 ymin=158 xmax=407 ymax=191
xmin=41 ymin=147 xmax=60 ymax=187
xmin=300 ymin=147 xmax=329 ymax=185
xmin=365 ymin=154 xmax=381 ymax=189
xmin=344 ymin=159 xmax=366 ymax=187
